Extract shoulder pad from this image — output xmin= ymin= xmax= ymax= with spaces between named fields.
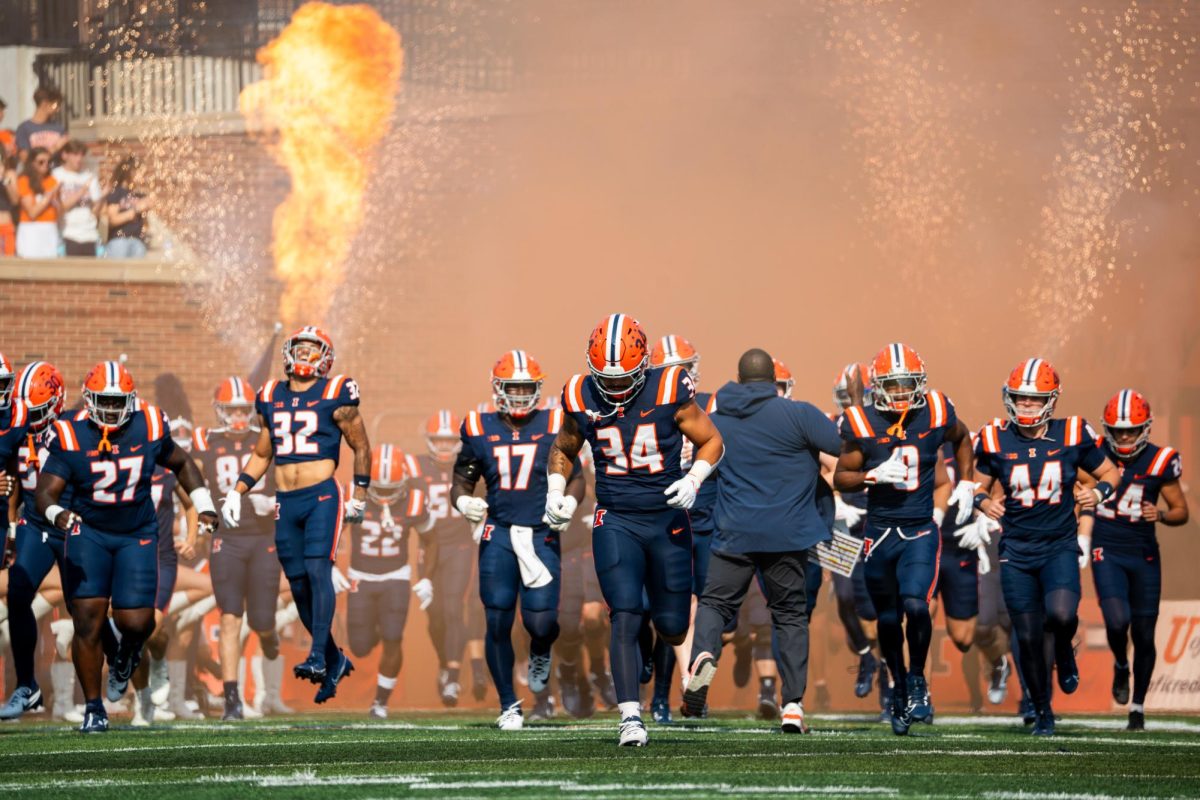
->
xmin=140 ymin=403 xmax=166 ymax=441
xmin=548 ymin=407 xmax=564 ymax=435
xmin=563 ymin=374 xmax=588 ymax=414
xmin=464 ymin=410 xmax=484 ymax=437
xmin=323 ymin=375 xmax=348 ymax=401
xmin=843 ymin=406 xmax=875 ymax=438
xmin=1064 ymin=416 xmax=1085 ymax=447
xmin=193 ymin=427 xmax=209 ymax=451
xmin=1148 ymin=446 xmax=1179 ymax=477
xmin=260 ymin=380 xmax=279 ymax=403
xmin=926 ymin=390 xmax=950 ymax=428
xmin=979 ymin=423 xmax=1002 ymax=454
xmin=10 ymin=399 xmax=28 ymax=427
xmin=53 ymin=419 xmax=80 ymax=451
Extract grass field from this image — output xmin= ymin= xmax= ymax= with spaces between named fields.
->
xmin=1 ymin=712 xmax=1197 ymax=799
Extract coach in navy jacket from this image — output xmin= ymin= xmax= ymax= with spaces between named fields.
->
xmin=683 ymin=348 xmax=841 ymax=728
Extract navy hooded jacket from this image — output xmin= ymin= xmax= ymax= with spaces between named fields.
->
xmin=711 ymin=380 xmax=841 ymax=554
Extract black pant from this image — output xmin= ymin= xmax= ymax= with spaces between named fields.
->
xmin=692 ymin=548 xmax=809 ymax=705
xmin=64 ymin=238 xmax=96 ymax=257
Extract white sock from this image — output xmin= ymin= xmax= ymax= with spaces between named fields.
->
xmin=31 ymin=594 xmax=53 ymax=619
xmin=176 ymin=595 xmax=217 ymax=629
xmin=166 ymin=592 xmax=190 ymax=615
xmin=1131 ymin=703 xmax=1145 ymax=713
xmin=377 ymin=674 xmax=397 ymax=690
xmin=250 ymin=655 xmax=265 ymax=709
xmin=275 ymin=601 xmax=299 ymax=631
xmin=618 ymin=701 xmax=641 ymax=720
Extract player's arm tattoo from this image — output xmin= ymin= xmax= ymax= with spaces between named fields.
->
xmin=675 ymin=400 xmax=724 ymax=467
xmin=548 ymin=414 xmax=584 ymax=480
xmin=833 ymin=441 xmax=867 ymax=492
xmin=33 ymin=472 xmax=70 ymax=531
xmin=334 ymin=405 xmax=372 ymax=502
xmin=237 ymin=415 xmax=275 ymax=492
xmin=450 ymin=450 xmax=482 ymax=506
xmin=947 ymin=420 xmax=975 ymax=482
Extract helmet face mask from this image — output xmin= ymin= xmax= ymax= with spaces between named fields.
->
xmin=590 ymin=363 xmax=647 ymax=405
xmin=1103 ymin=389 xmax=1153 ymax=458
xmin=1105 ymin=423 xmax=1150 ymax=458
xmin=217 ymin=402 xmax=254 ymax=431
xmin=874 ymin=375 xmax=927 ymax=413
xmin=1003 ymin=389 xmax=1058 ymax=428
xmin=87 ymin=390 xmax=136 ymax=429
xmin=587 ymin=314 xmax=649 ymax=407
xmin=427 ymin=435 xmax=460 ymax=463
xmin=0 ymin=373 xmax=14 ymax=410
xmin=368 ymin=482 xmax=405 ymax=506
xmin=283 ymin=328 xmax=334 ymax=379
xmin=493 ymin=378 xmax=541 ymax=418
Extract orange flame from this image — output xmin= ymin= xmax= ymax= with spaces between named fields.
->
xmin=239 ymin=2 xmax=402 ymax=328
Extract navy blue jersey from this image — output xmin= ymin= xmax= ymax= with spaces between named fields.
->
xmin=18 ymin=422 xmax=76 ymax=534
xmin=839 ymin=390 xmax=958 ymax=527
xmin=0 ymin=401 xmax=31 ymax=465
xmin=152 ymin=466 xmax=177 ymax=540
xmin=829 ymin=411 xmax=868 ymax=512
xmin=413 ymin=453 xmax=473 ymax=543
xmin=193 ymin=426 xmax=276 ymax=535
xmin=460 ymin=407 xmax=565 ymax=527
xmin=255 ymin=375 xmax=359 ymax=466
xmin=562 ymin=365 xmax=696 ymax=512
xmin=687 ymin=391 xmax=719 ymax=531
xmin=1093 ymin=441 xmax=1181 ymax=553
xmin=349 ymin=490 xmax=429 ymax=575
xmin=975 ymin=416 xmax=1106 ymax=554
xmin=42 ymin=402 xmax=176 ymax=535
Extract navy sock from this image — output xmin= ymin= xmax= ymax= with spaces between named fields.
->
xmin=303 ymin=558 xmax=336 ymax=663
xmin=610 ymin=611 xmax=644 ymax=704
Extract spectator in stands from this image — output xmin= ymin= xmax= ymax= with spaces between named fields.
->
xmin=105 ymin=156 xmax=152 ymax=259
xmin=52 ymin=140 xmax=103 ymax=257
xmin=15 ymin=147 xmax=61 ymax=259
xmin=0 ymin=97 xmax=16 ymax=160
xmin=15 ymin=87 xmax=68 ymax=164
xmin=0 ymin=150 xmax=17 ymax=256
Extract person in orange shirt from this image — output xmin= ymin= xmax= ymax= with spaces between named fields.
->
xmin=16 ymin=147 xmax=61 ymax=258
xmin=0 ymin=151 xmax=17 ymax=256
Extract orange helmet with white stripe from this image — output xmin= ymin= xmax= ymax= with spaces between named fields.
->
xmin=1103 ymin=389 xmax=1152 ymax=459
xmin=82 ymin=361 xmax=137 ymax=429
xmin=491 ymin=350 xmax=545 ymax=419
xmin=0 ymin=352 xmax=16 ymax=410
xmin=17 ymin=361 xmax=65 ymax=432
xmin=586 ymin=313 xmax=649 ymax=405
xmin=833 ymin=362 xmax=870 ymax=410
xmin=213 ymin=376 xmax=256 ymax=431
xmin=870 ymin=343 xmax=928 ymax=413
xmin=650 ymin=335 xmax=700 ymax=384
xmin=283 ymin=326 xmax=334 ymax=379
xmin=774 ymin=358 xmax=794 ymax=399
xmin=369 ymin=443 xmax=410 ymax=504
xmin=1003 ymin=358 xmax=1061 ymax=428
xmin=424 ymin=409 xmax=462 ymax=464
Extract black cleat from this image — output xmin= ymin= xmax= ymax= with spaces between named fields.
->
xmin=1032 ymin=706 xmax=1056 ymax=736
xmin=756 ymin=693 xmax=779 ymax=721
xmin=1056 ymin=645 xmax=1079 ymax=695
xmin=855 ymin=651 xmax=878 ymax=699
xmin=890 ymin=692 xmax=912 ymax=736
xmin=1126 ymin=710 xmax=1145 ymax=731
xmin=293 ymin=652 xmax=327 ymax=684
xmin=907 ymin=675 xmax=934 ymax=724
xmin=314 ymin=650 xmax=354 ymax=704
xmin=1019 ymin=695 xmax=1037 ymax=725
xmin=222 ymin=696 xmax=244 ymax=721
xmin=1112 ymin=663 xmax=1131 ymax=705
xmin=79 ymin=706 xmax=109 ymax=734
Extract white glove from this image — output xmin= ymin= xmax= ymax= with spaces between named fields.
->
xmin=247 ymin=493 xmax=276 ymax=517
xmin=865 ymin=451 xmax=908 ymax=486
xmin=412 ymin=577 xmax=434 ymax=610
xmin=949 ymin=480 xmax=981 ymax=526
xmin=1077 ymin=534 xmax=1091 ymax=570
xmin=544 ymin=474 xmax=578 ymax=530
xmin=332 ymin=566 xmax=351 ymax=593
xmin=456 ymin=495 xmax=489 ymax=524
xmin=976 ymin=545 xmax=991 ymax=576
xmin=221 ymin=489 xmax=242 ymax=528
xmin=955 ymin=515 xmax=992 ymax=550
xmin=343 ymin=497 xmax=366 ymax=524
xmin=664 ymin=475 xmax=700 ymax=509
xmin=835 ymin=495 xmax=865 ymax=528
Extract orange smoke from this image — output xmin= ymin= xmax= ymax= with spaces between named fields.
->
xmin=239 ymin=2 xmax=403 ymax=327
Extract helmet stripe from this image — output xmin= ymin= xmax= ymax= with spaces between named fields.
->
xmin=890 ymin=343 xmax=902 ymax=372
xmin=1023 ymin=358 xmax=1040 ymax=387
xmin=666 ymin=336 xmax=677 ymax=359
xmin=19 ymin=362 xmax=42 ymax=400
xmin=607 ymin=314 xmax=622 ymax=364
xmin=381 ymin=444 xmax=392 ymax=483
xmin=1119 ymin=389 xmax=1131 ymax=423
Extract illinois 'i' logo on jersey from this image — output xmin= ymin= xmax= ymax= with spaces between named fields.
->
xmin=594 ymin=509 xmax=607 ymax=527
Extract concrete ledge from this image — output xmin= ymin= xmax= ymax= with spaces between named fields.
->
xmin=0 ymin=257 xmax=198 ymax=284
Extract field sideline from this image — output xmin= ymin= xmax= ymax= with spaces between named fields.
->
xmin=1 ymin=712 xmax=1197 ymax=799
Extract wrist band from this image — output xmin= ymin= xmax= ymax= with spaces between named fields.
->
xmin=353 ymin=473 xmax=371 ymax=489
xmin=236 ymin=472 xmax=255 ymax=491
xmin=972 ymin=493 xmax=988 ymax=510
xmin=1094 ymin=481 xmax=1114 ymax=502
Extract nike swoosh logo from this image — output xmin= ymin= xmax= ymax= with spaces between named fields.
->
xmin=531 ymin=434 xmax=544 ymax=441
xmin=139 ymin=538 xmax=152 ymax=546
xmin=1047 ymin=449 xmax=1062 ymax=456
xmin=640 ymin=409 xmax=655 ymax=417
xmin=307 ymin=400 xmax=321 ymax=407
xmin=671 ymin=527 xmax=684 ymax=534
xmin=318 ymin=494 xmax=333 ymax=502
xmin=918 ymin=431 xmax=932 ymax=439
xmin=130 ymin=444 xmax=143 ymax=452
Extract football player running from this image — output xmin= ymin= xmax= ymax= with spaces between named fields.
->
xmin=834 ymin=343 xmax=974 ymax=735
xmin=35 ymin=361 xmax=220 ymax=733
xmin=972 ymin=359 xmax=1119 ymax=735
xmin=1081 ymin=390 xmax=1188 ymax=731
xmin=219 ymin=327 xmax=372 ymax=704
xmin=452 ymin=350 xmax=585 ymax=731
xmin=548 ymin=314 xmax=723 ymax=746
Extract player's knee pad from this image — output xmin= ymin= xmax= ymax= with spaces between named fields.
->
xmin=901 ymin=595 xmax=931 ymax=623
xmin=485 ymin=607 xmax=516 ymax=642
xmin=650 ymin=610 xmax=689 ymax=643
xmin=1100 ymin=597 xmax=1131 ymax=634
xmin=522 ymin=608 xmax=559 ymax=646
xmin=1131 ymin=615 xmax=1157 ymax=651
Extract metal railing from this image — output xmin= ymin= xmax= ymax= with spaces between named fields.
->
xmin=0 ymin=0 xmax=82 ymax=47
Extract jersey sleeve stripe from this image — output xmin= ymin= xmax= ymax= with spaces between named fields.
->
xmin=144 ymin=404 xmax=162 ymax=440
xmin=55 ymin=420 xmax=78 ymax=450
xmin=928 ymin=390 xmax=945 ymax=428
xmin=405 ymin=453 xmax=420 ymax=478
xmin=407 ymin=489 xmax=423 ymax=516
xmin=193 ymin=427 xmax=208 ymax=451
xmin=261 ymin=380 xmax=277 ymax=403
xmin=466 ymin=411 xmax=482 ymax=437
xmin=1149 ymin=447 xmax=1176 ymax=476
xmin=549 ymin=407 xmax=563 ymax=434
xmin=706 ymin=395 xmax=717 ymax=413
xmin=657 ymin=366 xmax=678 ymax=405
xmin=12 ymin=400 xmax=26 ymax=427
xmin=323 ymin=375 xmax=346 ymax=401
xmin=565 ymin=375 xmax=585 ymax=414
xmin=846 ymin=406 xmax=873 ymax=438
xmin=982 ymin=424 xmax=999 ymax=453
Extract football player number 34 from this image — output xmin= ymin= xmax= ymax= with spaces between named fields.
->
xmin=274 ymin=410 xmax=320 ymax=456
xmin=596 ymin=425 xmax=664 ymax=475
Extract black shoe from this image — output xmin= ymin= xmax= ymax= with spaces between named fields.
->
xmin=890 ymin=693 xmax=912 ymax=736
xmin=732 ymin=638 xmax=752 ymax=688
xmin=1019 ymin=695 xmax=1037 ymax=725
xmin=222 ymin=696 xmax=244 ymax=721
xmin=79 ymin=705 xmax=109 ymax=734
xmin=906 ymin=675 xmax=934 ymax=724
xmin=756 ymin=693 xmax=779 ymax=721
xmin=1126 ymin=709 xmax=1145 ymax=731
xmin=1032 ymin=707 xmax=1056 ymax=736
xmin=681 ymin=652 xmax=717 ymax=719
xmin=1112 ymin=663 xmax=1131 ymax=705
xmin=855 ymin=652 xmax=878 ymax=699
xmin=1056 ymin=646 xmax=1079 ymax=695
xmin=879 ymin=678 xmax=894 ymax=723
xmin=314 ymin=650 xmax=353 ymax=704
xmin=294 ymin=652 xmax=328 ymax=684
xmin=651 ymin=697 xmax=673 ymax=724
xmin=560 ymin=675 xmax=583 ymax=718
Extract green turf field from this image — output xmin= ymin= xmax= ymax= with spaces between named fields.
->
xmin=0 ymin=712 xmax=1197 ymax=799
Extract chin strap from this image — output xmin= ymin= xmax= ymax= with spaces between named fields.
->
xmin=98 ymin=426 xmax=113 ymax=453
xmin=886 ymin=406 xmax=911 ymax=439
xmin=26 ymin=433 xmax=39 ymax=468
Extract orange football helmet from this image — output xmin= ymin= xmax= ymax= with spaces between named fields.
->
xmin=0 ymin=352 xmax=15 ymax=410
xmin=774 ymin=358 xmax=794 ymax=399
xmin=17 ymin=361 xmax=65 ymax=432
xmin=1003 ymin=358 xmax=1061 ymax=428
xmin=870 ymin=343 xmax=927 ymax=413
xmin=1103 ymin=389 xmax=1153 ymax=459
xmin=424 ymin=409 xmax=462 ymax=463
xmin=650 ymin=335 xmax=700 ymax=384
xmin=586 ymin=313 xmax=649 ymax=405
xmin=213 ymin=376 xmax=256 ymax=431
xmin=833 ymin=362 xmax=870 ymax=410
xmin=491 ymin=350 xmax=545 ymax=418
xmin=82 ymin=361 xmax=137 ymax=429
xmin=283 ymin=325 xmax=334 ymax=379
xmin=369 ymin=443 xmax=409 ymax=505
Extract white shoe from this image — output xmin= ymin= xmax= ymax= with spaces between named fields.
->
xmin=63 ymin=705 xmax=85 ymax=724
xmin=241 ymin=702 xmax=263 ymax=719
xmin=261 ymin=696 xmax=294 ymax=715
xmin=528 ymin=653 xmax=552 ymax=694
xmin=154 ymin=707 xmax=176 ymax=722
xmin=497 ymin=701 xmax=524 ymax=731
xmin=369 ymin=702 xmax=388 ymax=720
xmin=618 ymin=715 xmax=648 ymax=746
xmin=132 ymin=688 xmax=154 ymax=727
xmin=149 ymin=658 xmax=170 ymax=707
xmin=781 ymin=701 xmax=808 ymax=734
